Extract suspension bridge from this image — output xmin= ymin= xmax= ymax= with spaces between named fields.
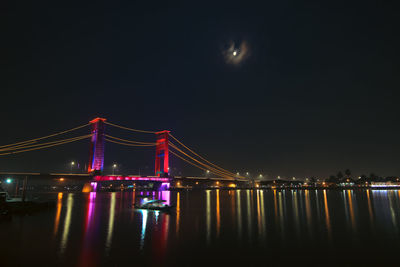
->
xmin=0 ymin=118 xmax=249 ymax=191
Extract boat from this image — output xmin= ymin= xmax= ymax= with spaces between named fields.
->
xmin=134 ymin=199 xmax=174 ymax=211
xmin=136 ymin=195 xmax=152 ymax=198
xmin=0 ymin=192 xmax=11 ymax=220
xmin=0 ymin=191 xmax=54 ymax=215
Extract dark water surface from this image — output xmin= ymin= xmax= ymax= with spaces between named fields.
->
xmin=2 ymin=189 xmax=400 ymax=266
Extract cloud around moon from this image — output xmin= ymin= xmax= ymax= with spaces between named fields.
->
xmin=222 ymin=40 xmax=250 ymax=66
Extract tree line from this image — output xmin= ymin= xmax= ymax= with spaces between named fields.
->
xmin=327 ymin=169 xmax=399 ymax=183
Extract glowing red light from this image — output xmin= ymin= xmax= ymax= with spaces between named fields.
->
xmin=89 ymin=117 xmax=106 ymax=124
xmin=94 ymin=175 xmax=169 ymax=182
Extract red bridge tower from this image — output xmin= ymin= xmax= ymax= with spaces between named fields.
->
xmin=155 ymin=130 xmax=170 ymax=177
xmin=88 ymin=117 xmax=106 ymax=174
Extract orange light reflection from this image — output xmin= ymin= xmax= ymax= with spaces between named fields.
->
xmin=53 ymin=192 xmax=63 ymax=236
xmin=176 ymin=192 xmax=180 ymax=235
xmin=323 ymin=190 xmax=331 ymax=240
xmin=216 ymin=189 xmax=220 ymax=237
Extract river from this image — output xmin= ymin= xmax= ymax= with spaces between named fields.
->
xmin=2 ymin=189 xmax=400 ymax=266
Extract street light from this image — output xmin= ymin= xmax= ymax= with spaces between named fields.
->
xmin=6 ymin=178 xmax=12 ymax=184
xmin=70 ymin=161 xmax=75 ymax=172
xmin=113 ymin=164 xmax=117 ymax=175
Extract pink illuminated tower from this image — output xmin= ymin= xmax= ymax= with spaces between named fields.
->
xmin=88 ymin=117 xmax=106 ymax=174
xmin=155 ymin=130 xmax=170 ymax=177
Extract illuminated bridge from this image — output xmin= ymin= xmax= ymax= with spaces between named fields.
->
xmin=0 ymin=118 xmax=248 ymax=190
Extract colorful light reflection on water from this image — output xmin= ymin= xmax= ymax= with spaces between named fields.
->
xmin=3 ymin=189 xmax=400 ymax=266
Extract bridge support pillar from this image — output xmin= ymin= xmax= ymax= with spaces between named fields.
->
xmin=155 ymin=130 xmax=170 ymax=177
xmin=88 ymin=118 xmax=106 ymax=174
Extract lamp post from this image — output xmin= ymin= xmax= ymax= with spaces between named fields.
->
xmin=70 ymin=161 xmax=75 ymax=173
xmin=4 ymin=178 xmax=13 ymax=196
xmin=113 ymin=164 xmax=117 ymax=175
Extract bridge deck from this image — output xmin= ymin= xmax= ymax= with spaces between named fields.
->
xmin=93 ymin=176 xmax=169 ymax=182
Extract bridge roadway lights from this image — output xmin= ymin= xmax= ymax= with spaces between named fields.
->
xmin=171 ymin=178 xmax=247 ymax=189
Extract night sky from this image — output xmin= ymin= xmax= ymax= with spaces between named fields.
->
xmin=1 ymin=0 xmax=399 ymax=178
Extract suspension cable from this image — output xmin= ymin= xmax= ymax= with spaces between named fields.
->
xmin=169 ymin=150 xmax=233 ymax=179
xmin=0 ymin=135 xmax=92 ymax=156
xmin=0 ymin=123 xmax=90 ymax=149
xmin=105 ymin=138 xmax=157 ymax=147
xmin=104 ymin=121 xmax=157 ymax=134
xmin=170 ymin=143 xmax=236 ymax=178
xmin=170 ymin=144 xmax=236 ymax=179
xmin=105 ymin=134 xmax=156 ymax=145
xmin=169 ymin=135 xmax=242 ymax=177
xmin=0 ymin=134 xmax=93 ymax=152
